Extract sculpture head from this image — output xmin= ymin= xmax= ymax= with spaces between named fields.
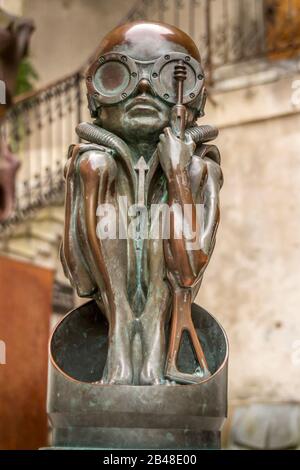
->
xmin=86 ymin=21 xmax=206 ymax=144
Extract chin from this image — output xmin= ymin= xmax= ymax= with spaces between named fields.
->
xmin=125 ymin=115 xmax=167 ymax=135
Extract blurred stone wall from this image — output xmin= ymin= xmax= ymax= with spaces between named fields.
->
xmin=3 ymin=0 xmax=136 ymax=86
xmin=198 ymin=69 xmax=300 ymax=404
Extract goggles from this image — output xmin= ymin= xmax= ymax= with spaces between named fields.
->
xmin=86 ymin=51 xmax=204 ymax=107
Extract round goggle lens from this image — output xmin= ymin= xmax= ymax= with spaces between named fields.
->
xmin=87 ymin=52 xmax=204 ymax=106
xmin=93 ymin=61 xmax=130 ymax=97
xmin=159 ymin=60 xmax=197 ymax=101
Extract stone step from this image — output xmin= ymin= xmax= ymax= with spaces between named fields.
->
xmin=0 ymin=204 xmax=64 ymax=268
xmin=2 ymin=239 xmax=40 ymax=261
xmin=29 ymin=220 xmax=63 ymax=245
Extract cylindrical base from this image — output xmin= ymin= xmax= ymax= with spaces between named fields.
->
xmin=47 ymin=300 xmax=228 ymax=450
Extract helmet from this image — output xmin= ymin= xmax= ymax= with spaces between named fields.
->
xmin=86 ymin=21 xmax=206 ymax=119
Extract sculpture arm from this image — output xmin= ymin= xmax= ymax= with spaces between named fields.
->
xmin=158 ymin=127 xmax=222 ymax=288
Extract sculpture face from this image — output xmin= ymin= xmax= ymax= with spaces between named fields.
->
xmin=98 ymin=71 xmax=172 ymax=142
xmin=86 ymin=22 xmax=205 ymax=143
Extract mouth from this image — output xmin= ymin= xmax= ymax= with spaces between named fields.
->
xmin=125 ymin=97 xmax=161 ymax=113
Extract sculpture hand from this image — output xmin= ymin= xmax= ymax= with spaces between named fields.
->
xmin=157 ymin=127 xmax=195 ymax=178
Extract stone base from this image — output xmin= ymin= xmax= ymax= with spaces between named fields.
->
xmin=47 ymin=300 xmax=228 ymax=450
xmin=52 ymin=428 xmax=220 ymax=450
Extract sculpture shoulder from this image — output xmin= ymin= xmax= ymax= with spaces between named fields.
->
xmin=189 ymin=143 xmax=223 ymax=194
xmin=64 ymin=143 xmax=116 ymax=179
xmin=194 ymin=143 xmax=221 ymax=165
xmin=67 ymin=143 xmax=116 ymax=161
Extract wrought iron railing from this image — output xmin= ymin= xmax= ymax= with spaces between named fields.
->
xmin=126 ymin=0 xmax=300 ymax=81
xmin=0 ymin=72 xmax=87 ymax=235
xmin=0 ymin=0 xmax=299 ymax=235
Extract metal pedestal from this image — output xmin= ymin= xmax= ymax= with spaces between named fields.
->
xmin=47 ymin=300 xmax=228 ymax=449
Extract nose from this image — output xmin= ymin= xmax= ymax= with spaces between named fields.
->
xmin=135 ymin=78 xmax=154 ymax=95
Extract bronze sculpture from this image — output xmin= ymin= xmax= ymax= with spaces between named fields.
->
xmin=47 ymin=21 xmax=228 ymax=450
xmin=60 ymin=21 xmax=223 ymax=386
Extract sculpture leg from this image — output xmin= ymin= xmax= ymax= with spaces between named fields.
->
xmin=165 ymin=287 xmax=211 ymax=384
xmin=161 ymin=153 xmax=219 ymax=384
xmin=139 ymin=238 xmax=171 ymax=384
xmin=64 ymin=149 xmax=134 ymax=384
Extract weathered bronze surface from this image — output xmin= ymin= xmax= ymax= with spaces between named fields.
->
xmin=61 ymin=21 xmax=223 ymax=386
